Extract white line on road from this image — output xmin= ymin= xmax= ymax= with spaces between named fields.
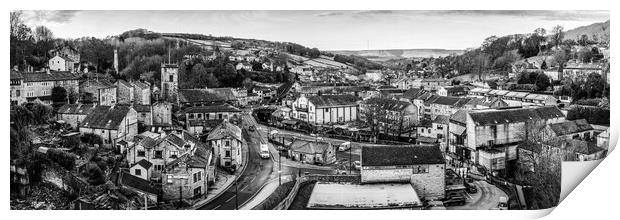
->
xmin=226 ymin=196 xmax=235 ymax=203
xmin=241 ymin=185 xmax=249 ymax=192
xmin=212 ymin=204 xmax=222 ymax=210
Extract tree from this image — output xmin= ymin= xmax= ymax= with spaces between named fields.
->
xmin=577 ymin=47 xmax=594 ymax=63
xmin=51 ymin=86 xmax=68 ymax=104
xmin=33 ymin=25 xmax=54 ymax=42
xmin=578 ymin=34 xmax=589 ymax=46
xmin=550 ymin=25 xmax=564 ymax=48
xmin=534 ymin=73 xmax=551 ymax=91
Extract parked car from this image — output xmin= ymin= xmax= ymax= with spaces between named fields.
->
xmin=338 ymin=142 xmax=351 ymax=151
xmin=424 ymin=201 xmax=447 ymax=210
xmin=248 ymin=125 xmax=256 ymax=132
xmin=353 ymin=161 xmax=361 ymax=170
xmin=498 ymin=196 xmax=508 ymax=210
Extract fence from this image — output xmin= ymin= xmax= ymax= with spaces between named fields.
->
xmin=487 ymin=175 xmax=527 ymax=210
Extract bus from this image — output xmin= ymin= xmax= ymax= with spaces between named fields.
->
xmin=259 ymin=143 xmax=270 ymax=159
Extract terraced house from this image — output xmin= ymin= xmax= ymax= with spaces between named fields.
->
xmin=184 ymin=104 xmax=242 ymax=135
xmin=292 ymin=94 xmax=360 ymax=125
xmin=12 ymin=70 xmax=80 ymax=105
xmin=206 ymin=120 xmax=243 ymax=169
xmin=80 ymin=79 xmax=117 ymax=106
xmin=361 ymin=97 xmax=419 ymax=136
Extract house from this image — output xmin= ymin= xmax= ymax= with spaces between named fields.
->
xmin=49 ymin=46 xmax=80 ymax=71
xmin=206 ymin=120 xmax=243 ymax=169
xmin=422 ymin=95 xmax=471 ymax=120
xmin=544 ymin=119 xmax=595 ymax=141
xmin=597 ymin=128 xmax=610 ymax=149
xmin=464 ymin=97 xmax=508 ymax=110
xmin=291 ymin=94 xmax=360 ymax=125
xmin=417 ymin=78 xmax=451 ymax=92
xmin=56 ymin=104 xmax=97 ymax=128
xmin=543 ymin=67 xmax=561 ymax=81
xmin=152 ymin=102 xmax=173 ymax=126
xmin=10 ymin=71 xmax=26 ymax=106
xmin=130 ymin=159 xmax=153 ymax=180
xmin=161 ymin=143 xmax=214 ymax=200
xmin=437 ymin=86 xmax=469 ymax=97
xmin=562 ymin=62 xmax=604 ymax=80
xmin=288 ymin=140 xmax=336 ymax=165
xmin=134 ymin=105 xmax=153 ymax=125
xmin=452 ymin=106 xmax=565 ymax=172
xmin=115 ymin=80 xmax=134 ymax=104
xmin=132 ymin=81 xmax=151 ymax=105
xmin=360 ymin=97 xmax=419 ymax=136
xmin=79 ymin=105 xmax=138 ymax=147
xmin=127 ymin=130 xmax=212 ymax=182
xmin=49 ymin=55 xmax=77 ymax=72
xmin=80 ymin=79 xmax=117 ymax=106
xmin=19 ymin=70 xmax=80 ymax=105
xmin=360 ymin=145 xmax=445 ymax=200
xmin=184 ymin=104 xmax=242 ymax=135
xmin=431 ymin=115 xmax=450 ymax=151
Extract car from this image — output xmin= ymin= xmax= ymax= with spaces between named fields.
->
xmin=465 ymin=182 xmax=478 ymax=193
xmin=338 ymin=142 xmax=351 ymax=151
xmin=353 ymin=161 xmax=361 ymax=170
xmin=443 ymin=196 xmax=467 ymax=206
xmin=248 ymin=125 xmax=256 ymax=132
xmin=497 ymin=196 xmax=508 ymax=210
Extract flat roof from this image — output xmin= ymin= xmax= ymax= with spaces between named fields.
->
xmin=307 ymin=182 xmax=421 ymax=209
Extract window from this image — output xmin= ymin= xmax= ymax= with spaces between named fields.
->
xmin=169 ymin=75 xmax=174 ymax=82
xmin=437 ymin=134 xmax=444 ymax=140
xmin=197 ymin=113 xmax=203 ymax=119
xmin=412 ymin=165 xmax=429 ymax=174
xmin=16 ymin=90 xmax=20 ymax=97
xmin=218 ymin=114 xmax=223 ymax=119
xmin=225 ymin=140 xmax=230 ymax=147
xmin=225 ymin=150 xmax=231 ymax=157
xmin=134 ymin=169 xmax=142 ymax=176
xmin=154 ymin=150 xmax=163 ymax=159
xmin=224 ymin=161 xmax=231 ymax=167
xmin=193 ymin=173 xmax=198 ymax=183
xmin=154 ymin=165 xmax=164 ymax=171
xmin=170 ymin=151 xmax=178 ymax=158
xmin=188 ymin=114 xmax=194 ymax=119
xmin=167 ymin=175 xmax=173 ymax=184
xmin=194 ymin=186 xmax=202 ymax=197
xmin=437 ymin=125 xmax=443 ymax=130
xmin=325 ymin=108 xmax=329 ymax=112
xmin=137 ymin=150 xmax=146 ymax=157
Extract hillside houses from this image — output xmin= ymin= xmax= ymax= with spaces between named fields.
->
xmin=562 ymin=61 xmax=605 ymax=80
xmin=183 ymin=104 xmax=242 ymax=135
xmin=178 ymin=88 xmax=237 ymax=107
xmin=80 ymin=79 xmax=117 ymax=106
xmin=56 ymin=104 xmax=97 ymax=128
xmin=468 ymin=88 xmax=558 ymax=106
xmin=206 ymin=120 xmax=243 ymax=169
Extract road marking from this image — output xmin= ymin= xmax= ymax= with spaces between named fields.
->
xmin=241 ymin=185 xmax=249 ymax=191
xmin=464 ymin=191 xmax=473 ymax=200
xmin=250 ymin=176 xmax=256 ymax=183
xmin=226 ymin=196 xmax=235 ymax=203
xmin=212 ymin=204 xmax=222 ymax=210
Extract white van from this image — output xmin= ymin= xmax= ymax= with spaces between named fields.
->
xmin=338 ymin=142 xmax=351 ymax=152
xmin=259 ymin=144 xmax=270 ymax=159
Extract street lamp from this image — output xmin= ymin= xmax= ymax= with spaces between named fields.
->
xmin=234 ymin=173 xmax=238 ymax=210
xmin=278 ymin=153 xmax=282 ymax=185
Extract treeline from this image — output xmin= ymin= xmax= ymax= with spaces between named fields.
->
xmin=554 ymin=72 xmax=610 ymax=101
xmin=332 ymin=54 xmax=383 ymax=72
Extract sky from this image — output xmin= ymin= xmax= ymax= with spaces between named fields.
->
xmin=20 ymin=10 xmax=609 ymax=51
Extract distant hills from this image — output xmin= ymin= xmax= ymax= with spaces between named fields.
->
xmin=564 ymin=20 xmax=610 ymax=43
xmin=329 ymin=49 xmax=465 ymax=61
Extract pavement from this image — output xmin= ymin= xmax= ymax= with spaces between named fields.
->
xmin=446 ymin=180 xmax=508 ymax=210
xmin=239 ymin=175 xmax=294 ymax=210
xmin=189 ymin=171 xmax=234 ymax=208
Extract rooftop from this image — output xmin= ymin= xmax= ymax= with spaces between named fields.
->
xmin=81 ymin=105 xmax=134 ymax=130
xmin=548 ymin=119 xmax=594 ymax=136
xmin=362 ymin=145 xmax=444 ymax=166
xmin=308 ymin=94 xmax=359 ymax=107
xmin=307 ymin=182 xmax=421 ymax=209
xmin=468 ymin=106 xmax=564 ymax=126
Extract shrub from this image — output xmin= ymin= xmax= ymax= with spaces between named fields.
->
xmin=81 ymin=133 xmax=103 ymax=146
xmin=566 ymin=106 xmax=610 ymax=125
xmin=46 ymin=148 xmax=77 ymax=170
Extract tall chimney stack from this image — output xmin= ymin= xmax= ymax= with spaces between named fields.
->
xmin=113 ymin=49 xmax=119 ymax=74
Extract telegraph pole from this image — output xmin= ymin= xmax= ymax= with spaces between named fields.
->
xmin=235 ymin=173 xmax=238 ymax=210
xmin=278 ymin=153 xmax=282 ymax=185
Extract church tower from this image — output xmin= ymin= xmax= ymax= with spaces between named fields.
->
xmin=161 ymin=62 xmax=179 ymax=102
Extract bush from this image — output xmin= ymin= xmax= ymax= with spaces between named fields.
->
xmin=46 ymin=148 xmax=77 ymax=170
xmin=81 ymin=133 xmax=103 ymax=146
xmin=566 ymin=106 xmax=610 ymax=125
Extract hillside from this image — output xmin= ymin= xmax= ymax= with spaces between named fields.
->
xmin=564 ymin=20 xmax=610 ymax=43
xmin=329 ymin=49 xmax=465 ymax=61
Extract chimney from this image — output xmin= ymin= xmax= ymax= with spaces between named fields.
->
xmin=46 ymin=67 xmax=51 ymax=75
xmin=113 ymin=49 xmax=119 ymax=74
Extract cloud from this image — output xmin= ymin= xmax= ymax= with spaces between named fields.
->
xmin=315 ymin=10 xmax=394 ymax=17
xmin=23 ymin=10 xmax=80 ymax=24
xmin=428 ymin=10 xmax=609 ymax=21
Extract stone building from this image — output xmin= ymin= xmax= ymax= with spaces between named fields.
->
xmin=17 ymin=70 xmax=80 ymax=105
xmin=79 ymin=105 xmax=138 ymax=147
xmin=115 ymin=80 xmax=134 ymax=104
xmin=288 ymin=140 xmax=336 ymax=165
xmin=291 ymin=94 xmax=360 ymax=125
xmin=132 ymin=81 xmax=151 ymax=105
xmin=56 ymin=104 xmax=97 ymax=129
xmin=206 ymin=120 xmax=243 ymax=169
xmin=184 ymin=104 xmax=242 ymax=135
xmin=10 ymin=71 xmax=26 ymax=106
xmin=49 ymin=55 xmax=77 ymax=72
xmin=160 ymin=63 xmax=179 ymax=102
xmin=80 ymin=79 xmax=117 ymax=106
xmin=360 ymin=145 xmax=446 ymax=200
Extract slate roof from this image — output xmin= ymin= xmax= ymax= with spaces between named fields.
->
xmin=469 ymin=106 xmax=564 ymax=126
xmin=131 ymin=81 xmax=150 ymax=90
xmin=178 ymin=89 xmax=231 ymax=103
xmin=290 ymin=140 xmax=331 ymax=155
xmin=548 ymin=119 xmax=594 ymax=136
xmin=443 ymin=86 xmax=468 ymax=94
xmin=466 ymin=97 xmax=505 ymax=107
xmin=55 ymin=55 xmax=75 ymax=62
xmin=432 ymin=115 xmax=450 ymax=125
xmin=81 ymin=105 xmax=133 ymax=129
xmin=308 ymin=94 xmax=359 ymax=108
xmin=361 ymin=145 xmax=444 ymax=166
xmin=134 ymin=135 xmax=160 ymax=149
xmin=133 ymin=104 xmax=151 ymax=113
xmin=183 ymin=104 xmax=241 ymax=114
xmin=10 ymin=71 xmax=23 ymax=80
xmin=134 ymin=159 xmax=153 ymax=169
xmin=20 ymin=71 xmax=80 ymax=82
xmin=57 ymin=104 xmax=96 ymax=115
xmin=427 ymin=95 xmax=471 ymax=107
xmin=115 ymin=79 xmax=132 ymax=88
xmin=206 ymin=120 xmax=242 ymax=141
xmin=563 ymin=139 xmax=606 ymax=155
xmin=119 ymin=172 xmax=159 ymax=195
xmin=364 ymin=97 xmax=412 ymax=111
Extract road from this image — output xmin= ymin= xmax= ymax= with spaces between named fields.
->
xmin=199 ymin=112 xmax=332 ymax=210
xmin=447 ymin=181 xmax=507 ymax=210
